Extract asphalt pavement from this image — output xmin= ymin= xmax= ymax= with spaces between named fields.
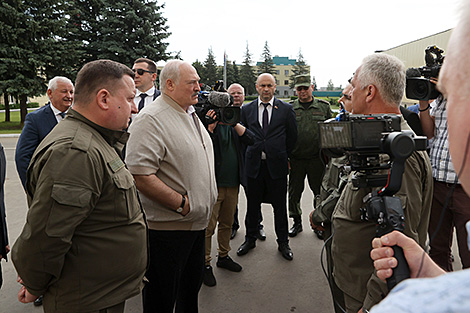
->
xmin=0 ymin=135 xmax=332 ymax=312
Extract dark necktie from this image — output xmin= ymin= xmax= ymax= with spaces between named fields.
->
xmin=262 ymin=102 xmax=269 ymax=134
xmin=138 ymin=93 xmax=148 ymax=111
xmin=59 ymin=112 xmax=66 ymax=119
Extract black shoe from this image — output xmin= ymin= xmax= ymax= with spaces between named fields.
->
xmin=288 ymin=220 xmax=303 ymax=237
xmin=217 ymin=255 xmax=242 ymax=272
xmin=203 ymin=265 xmax=216 ymax=287
xmin=237 ymin=240 xmax=256 ymax=256
xmin=278 ymin=242 xmax=293 ymax=261
xmin=34 ymin=295 xmax=43 ymax=306
xmin=314 ymin=229 xmax=324 ymax=240
xmin=256 ymin=228 xmax=266 ymax=241
xmin=230 ymin=228 xmax=238 ymax=240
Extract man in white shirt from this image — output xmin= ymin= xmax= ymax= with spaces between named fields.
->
xmin=132 ymin=58 xmax=160 ymax=112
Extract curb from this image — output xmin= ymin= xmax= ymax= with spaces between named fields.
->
xmin=0 ymin=134 xmax=20 ymax=138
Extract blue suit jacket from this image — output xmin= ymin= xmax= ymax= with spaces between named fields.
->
xmin=0 ymin=143 xmax=8 ymax=263
xmin=15 ymin=103 xmax=58 ymax=188
xmin=241 ymin=97 xmax=297 ymax=180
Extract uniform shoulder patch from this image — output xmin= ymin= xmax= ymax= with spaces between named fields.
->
xmin=317 ymin=99 xmax=330 ymax=105
xmin=71 ymin=124 xmax=93 ymax=152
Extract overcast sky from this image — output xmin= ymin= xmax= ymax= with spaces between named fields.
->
xmin=159 ymin=0 xmax=459 ymax=88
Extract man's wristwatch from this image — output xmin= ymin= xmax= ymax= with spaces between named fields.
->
xmin=176 ymin=194 xmax=185 ymax=213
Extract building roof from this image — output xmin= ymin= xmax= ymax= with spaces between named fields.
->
xmin=256 ymin=56 xmax=296 ymax=66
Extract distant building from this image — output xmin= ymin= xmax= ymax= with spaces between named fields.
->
xmin=256 ymin=56 xmax=310 ymax=97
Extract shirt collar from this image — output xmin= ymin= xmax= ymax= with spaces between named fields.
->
xmin=258 ymin=97 xmax=274 ymax=107
xmin=67 ymin=109 xmax=129 ymax=146
xmin=136 ymin=86 xmax=155 ymax=97
xmin=50 ymin=102 xmax=68 ymax=116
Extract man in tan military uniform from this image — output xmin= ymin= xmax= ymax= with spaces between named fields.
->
xmin=12 ymin=60 xmax=147 ymax=313
xmin=288 ymin=74 xmax=332 ymax=237
xmin=330 ymin=54 xmax=433 ymax=313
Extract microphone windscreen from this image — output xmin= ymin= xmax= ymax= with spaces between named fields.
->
xmin=208 ymin=91 xmax=232 ymax=107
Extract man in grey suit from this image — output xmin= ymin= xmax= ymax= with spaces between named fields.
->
xmin=15 ymin=76 xmax=74 ymax=189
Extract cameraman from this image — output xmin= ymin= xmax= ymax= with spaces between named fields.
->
xmin=202 ymin=85 xmax=255 ymax=287
xmin=419 ymin=91 xmax=470 ymax=272
xmin=330 ymin=54 xmax=433 ymax=312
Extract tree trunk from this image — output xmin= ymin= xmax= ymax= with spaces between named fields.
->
xmin=20 ymin=95 xmax=28 ymax=125
xmin=3 ymin=93 xmax=10 ymax=122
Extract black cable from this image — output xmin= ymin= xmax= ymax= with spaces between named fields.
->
xmin=320 ymin=222 xmax=347 ymax=313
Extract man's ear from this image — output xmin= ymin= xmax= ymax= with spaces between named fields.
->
xmin=365 ymin=85 xmax=377 ymax=103
xmin=96 ymin=89 xmax=110 ymax=110
xmin=166 ymin=79 xmax=174 ymax=92
xmin=47 ymin=89 xmax=53 ymax=99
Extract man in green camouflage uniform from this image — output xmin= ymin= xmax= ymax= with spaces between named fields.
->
xmin=288 ymin=74 xmax=332 ymax=237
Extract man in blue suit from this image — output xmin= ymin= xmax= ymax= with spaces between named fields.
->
xmin=237 ymin=73 xmax=298 ymax=260
xmin=15 ymin=76 xmax=74 ymax=190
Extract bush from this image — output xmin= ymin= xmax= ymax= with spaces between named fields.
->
xmin=0 ymin=102 xmax=40 ymax=110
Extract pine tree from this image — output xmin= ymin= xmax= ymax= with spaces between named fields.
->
xmin=312 ymin=76 xmax=318 ymax=91
xmin=239 ymin=44 xmax=257 ymax=95
xmin=257 ymin=41 xmax=276 ymax=75
xmin=192 ymin=60 xmax=205 ymax=86
xmin=232 ymin=61 xmax=240 ymax=84
xmin=71 ymin=0 xmax=171 ymax=69
xmin=203 ymin=48 xmax=218 ymax=87
xmin=0 ymin=0 xmax=81 ymax=123
xmin=327 ymin=79 xmax=335 ymax=91
xmin=289 ymin=49 xmax=310 ymax=89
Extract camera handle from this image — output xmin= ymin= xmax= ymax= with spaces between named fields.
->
xmin=363 ymin=193 xmax=410 ymax=290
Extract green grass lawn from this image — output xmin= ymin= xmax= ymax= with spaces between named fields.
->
xmin=0 ymin=110 xmax=25 ymax=133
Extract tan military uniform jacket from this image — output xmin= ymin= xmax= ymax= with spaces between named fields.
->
xmin=12 ymin=109 xmax=147 ymax=312
xmin=331 ymin=118 xmax=433 ymax=310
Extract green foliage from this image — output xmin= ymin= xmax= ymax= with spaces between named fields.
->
xmin=0 ymin=0 xmax=172 ymax=124
xmin=326 ymin=79 xmax=335 ymax=91
xmin=71 ymin=0 xmax=170 ymax=69
xmin=239 ymin=44 xmax=257 ymax=95
xmin=0 ymin=0 xmax=81 ymax=122
xmin=289 ymin=49 xmax=310 ymax=89
xmin=257 ymin=41 xmax=276 ymax=75
xmin=202 ymin=48 xmax=218 ymax=86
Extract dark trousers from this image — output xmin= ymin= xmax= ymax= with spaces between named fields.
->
xmin=143 ymin=229 xmax=205 ymax=313
xmin=233 ymin=186 xmax=263 ymax=230
xmin=288 ymin=157 xmax=324 ymax=219
xmin=245 ymin=161 xmax=288 ymax=243
xmin=428 ymin=180 xmax=470 ymax=271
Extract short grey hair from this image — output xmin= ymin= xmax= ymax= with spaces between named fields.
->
xmin=48 ymin=76 xmax=73 ymax=91
xmin=159 ymin=60 xmax=183 ymax=92
xmin=357 ymin=54 xmax=405 ymax=106
xmin=228 ymin=83 xmax=245 ymax=94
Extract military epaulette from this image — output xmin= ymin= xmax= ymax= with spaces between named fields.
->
xmin=317 ymin=99 xmax=330 ymax=105
xmin=71 ymin=124 xmax=93 ymax=152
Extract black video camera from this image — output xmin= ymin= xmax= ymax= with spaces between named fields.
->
xmin=196 ymin=80 xmax=240 ymax=126
xmin=319 ymin=113 xmax=428 ymax=289
xmin=406 ymin=45 xmax=444 ymax=100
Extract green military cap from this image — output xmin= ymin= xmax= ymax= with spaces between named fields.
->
xmin=294 ymin=74 xmax=311 ymax=88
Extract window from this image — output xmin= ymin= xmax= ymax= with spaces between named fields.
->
xmin=285 ymin=70 xmax=289 ymax=76
xmin=276 ymin=70 xmax=280 ymax=75
xmin=284 ymin=90 xmax=289 ymax=96
xmin=284 ymin=80 xmax=289 ymax=85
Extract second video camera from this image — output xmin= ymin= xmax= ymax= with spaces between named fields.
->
xmin=406 ymin=45 xmax=444 ymax=100
xmin=196 ymin=80 xmax=240 ymax=125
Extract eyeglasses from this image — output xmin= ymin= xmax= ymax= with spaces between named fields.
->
xmin=296 ymin=86 xmax=309 ymax=91
xmin=133 ymin=68 xmax=155 ymax=75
